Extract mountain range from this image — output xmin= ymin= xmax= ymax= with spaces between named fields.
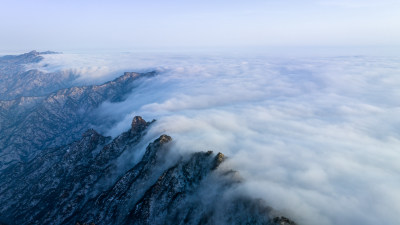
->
xmin=0 ymin=51 xmax=296 ymax=225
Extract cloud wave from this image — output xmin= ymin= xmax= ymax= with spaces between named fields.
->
xmin=40 ymin=52 xmax=400 ymax=225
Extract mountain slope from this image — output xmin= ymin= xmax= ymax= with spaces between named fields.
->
xmin=0 ymin=70 xmax=156 ymax=169
xmin=0 ymin=116 xmax=296 ymax=225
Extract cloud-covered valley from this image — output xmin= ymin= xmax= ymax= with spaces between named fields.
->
xmin=36 ymin=52 xmax=400 ymax=225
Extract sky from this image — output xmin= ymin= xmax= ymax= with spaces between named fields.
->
xmin=0 ymin=0 xmax=400 ymax=52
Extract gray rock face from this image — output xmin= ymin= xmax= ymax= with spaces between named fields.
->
xmin=0 ymin=117 xmax=295 ymax=225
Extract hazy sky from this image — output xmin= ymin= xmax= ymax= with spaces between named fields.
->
xmin=0 ymin=0 xmax=400 ymax=52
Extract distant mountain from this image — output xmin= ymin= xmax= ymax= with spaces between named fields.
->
xmin=0 ymin=51 xmax=74 ymax=100
xmin=0 ymin=51 xmax=44 ymax=64
xmin=0 ymin=116 xmax=295 ymax=225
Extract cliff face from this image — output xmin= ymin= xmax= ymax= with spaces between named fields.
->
xmin=0 ymin=117 xmax=295 ymax=225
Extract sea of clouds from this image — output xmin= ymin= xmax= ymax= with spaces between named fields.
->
xmin=35 ymin=51 xmax=400 ymax=225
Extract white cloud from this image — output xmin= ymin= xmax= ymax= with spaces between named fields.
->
xmin=39 ymin=52 xmax=400 ymax=225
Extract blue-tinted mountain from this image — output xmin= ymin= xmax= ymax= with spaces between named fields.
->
xmin=0 ymin=67 xmax=156 ymax=169
xmin=0 ymin=51 xmax=75 ymax=100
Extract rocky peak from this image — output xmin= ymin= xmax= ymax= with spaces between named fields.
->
xmin=212 ymin=152 xmax=225 ymax=169
xmin=273 ymin=216 xmax=297 ymax=225
xmin=123 ymin=72 xmax=138 ymax=77
xmin=39 ymin=51 xmax=60 ymax=54
xmin=116 ymin=72 xmax=139 ymax=82
xmin=141 ymin=135 xmax=172 ymax=163
xmin=114 ymin=72 xmax=142 ymax=83
xmin=130 ymin=116 xmax=148 ymax=133
xmin=158 ymin=134 xmax=172 ymax=144
xmin=26 ymin=50 xmax=39 ymax=56
xmin=117 ymin=71 xmax=156 ymax=82
xmin=24 ymin=50 xmax=58 ymax=55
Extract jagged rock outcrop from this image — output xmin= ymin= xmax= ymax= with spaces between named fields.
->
xmin=0 ymin=117 xmax=295 ymax=225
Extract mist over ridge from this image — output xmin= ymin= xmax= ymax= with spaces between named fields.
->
xmin=1 ymin=0 xmax=400 ymax=224
xmin=23 ymin=51 xmax=400 ymax=225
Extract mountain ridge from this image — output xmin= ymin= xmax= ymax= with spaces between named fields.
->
xmin=0 ymin=51 xmax=74 ymax=100
xmin=0 ymin=67 xmax=156 ymax=169
xmin=0 ymin=51 xmax=297 ymax=225
xmin=0 ymin=116 xmax=296 ymax=225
